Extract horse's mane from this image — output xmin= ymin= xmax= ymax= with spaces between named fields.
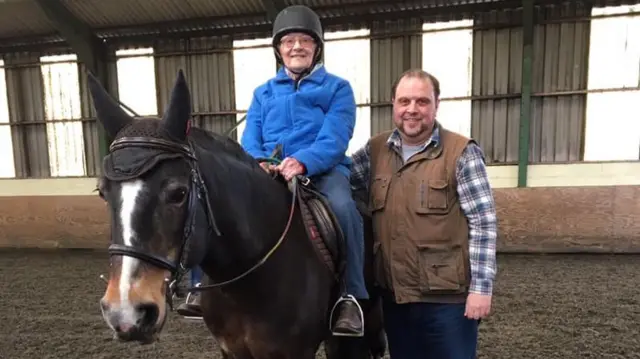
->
xmin=188 ymin=126 xmax=292 ymax=247
xmin=188 ymin=127 xmax=265 ymax=173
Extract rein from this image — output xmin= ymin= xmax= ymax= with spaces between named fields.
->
xmin=185 ymin=148 xmax=301 ymax=291
xmin=186 ymin=169 xmax=299 ymax=292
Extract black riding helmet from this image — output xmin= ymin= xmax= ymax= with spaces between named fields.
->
xmin=272 ymin=5 xmax=324 ymax=73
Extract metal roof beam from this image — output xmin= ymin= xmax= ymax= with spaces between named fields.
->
xmin=261 ymin=0 xmax=287 ymax=21
xmin=32 ymin=0 xmax=112 ymax=157
xmin=32 ymin=0 xmax=106 ymax=75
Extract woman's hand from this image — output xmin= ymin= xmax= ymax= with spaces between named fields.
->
xmin=276 ymin=157 xmax=306 ymax=181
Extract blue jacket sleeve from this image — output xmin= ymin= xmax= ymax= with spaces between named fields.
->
xmin=290 ymin=81 xmax=356 ymax=177
xmin=240 ymin=91 xmax=266 ymax=159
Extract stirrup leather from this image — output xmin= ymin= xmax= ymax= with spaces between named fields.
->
xmin=184 ymin=282 xmax=200 ymax=305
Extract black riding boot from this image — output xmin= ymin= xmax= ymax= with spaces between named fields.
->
xmin=332 ymin=296 xmax=364 ymax=337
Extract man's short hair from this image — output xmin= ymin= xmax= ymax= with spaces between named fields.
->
xmin=391 ymin=69 xmax=441 ymax=101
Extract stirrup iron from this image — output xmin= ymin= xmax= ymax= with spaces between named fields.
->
xmin=328 ymin=294 xmax=365 ymax=337
xmin=180 ymin=283 xmax=204 ymax=321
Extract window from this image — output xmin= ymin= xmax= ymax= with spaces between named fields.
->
xmin=583 ymin=5 xmax=640 ymax=161
xmin=116 ymin=48 xmax=158 ymax=116
xmin=41 ymin=54 xmax=86 ymax=177
xmin=324 ymin=29 xmax=372 ymax=155
xmin=422 ymin=20 xmax=474 ymax=137
xmin=232 ymin=38 xmax=277 ymax=142
xmin=0 ymin=59 xmax=15 ymax=178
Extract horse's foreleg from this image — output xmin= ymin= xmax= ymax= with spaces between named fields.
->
xmin=216 ymin=340 xmax=254 ymax=359
xmin=218 ymin=344 xmax=233 ymax=359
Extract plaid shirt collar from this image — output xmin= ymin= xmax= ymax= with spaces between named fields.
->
xmin=385 ymin=121 xmax=442 ymax=154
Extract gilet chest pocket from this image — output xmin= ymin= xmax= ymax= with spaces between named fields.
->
xmin=370 ymin=176 xmax=390 ymax=212
xmin=417 ymin=179 xmax=449 ymax=214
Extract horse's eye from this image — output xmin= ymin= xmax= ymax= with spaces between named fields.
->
xmin=167 ymin=187 xmax=188 ymax=204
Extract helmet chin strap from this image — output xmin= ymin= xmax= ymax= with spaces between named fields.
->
xmin=276 ymin=47 xmax=321 ymax=87
xmin=287 ymin=66 xmax=311 ymax=89
xmin=286 ymin=66 xmax=310 ymax=77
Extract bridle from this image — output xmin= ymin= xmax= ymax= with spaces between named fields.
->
xmin=99 ymin=134 xmax=300 ymax=310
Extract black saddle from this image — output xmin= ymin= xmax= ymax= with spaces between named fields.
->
xmin=294 ymin=177 xmax=345 ymax=279
xmin=256 ymin=145 xmax=346 ymax=280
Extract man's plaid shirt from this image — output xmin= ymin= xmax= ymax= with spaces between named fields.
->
xmin=349 ymin=126 xmax=498 ymax=296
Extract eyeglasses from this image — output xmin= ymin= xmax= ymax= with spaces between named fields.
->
xmin=279 ymin=35 xmax=315 ymax=48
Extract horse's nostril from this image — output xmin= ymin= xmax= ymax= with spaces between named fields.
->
xmin=136 ymin=303 xmax=159 ymax=326
xmin=115 ymin=322 xmax=133 ymax=333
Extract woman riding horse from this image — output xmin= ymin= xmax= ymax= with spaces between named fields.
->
xmin=178 ymin=4 xmax=367 ymax=337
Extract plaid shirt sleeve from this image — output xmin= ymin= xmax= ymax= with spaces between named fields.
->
xmin=349 ymin=141 xmax=371 ymax=198
xmin=455 ymin=142 xmax=498 ymax=296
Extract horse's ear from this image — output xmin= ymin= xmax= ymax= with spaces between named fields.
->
xmin=161 ymin=69 xmax=191 ymax=140
xmin=86 ymin=72 xmax=132 ymax=139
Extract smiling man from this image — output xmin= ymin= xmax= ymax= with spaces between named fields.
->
xmin=179 ymin=5 xmax=368 ymax=338
xmin=350 ymin=69 xmax=498 ymax=358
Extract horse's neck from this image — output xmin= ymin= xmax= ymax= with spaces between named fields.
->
xmin=196 ymin=147 xmax=294 ymax=272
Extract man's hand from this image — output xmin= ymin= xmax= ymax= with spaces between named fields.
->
xmin=276 ymin=157 xmax=306 ymax=181
xmin=464 ymin=293 xmax=492 ymax=320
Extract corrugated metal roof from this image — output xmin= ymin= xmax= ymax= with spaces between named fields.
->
xmin=62 ymin=0 xmax=266 ymax=28
xmin=0 ymin=0 xmax=270 ymax=41
xmin=293 ymin=0 xmax=371 ymax=7
xmin=0 ymin=0 xmax=638 ymax=50
xmin=0 ymin=0 xmax=517 ymax=41
xmin=0 ymin=1 xmax=55 ymax=38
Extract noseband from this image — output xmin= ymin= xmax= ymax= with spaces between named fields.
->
xmin=100 ymin=135 xmax=299 ymax=310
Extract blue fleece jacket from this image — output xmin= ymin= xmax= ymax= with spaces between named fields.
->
xmin=240 ymin=64 xmax=356 ymax=178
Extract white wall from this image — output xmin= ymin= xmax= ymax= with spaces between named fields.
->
xmin=0 ymin=59 xmax=15 ymax=178
xmin=40 ymin=54 xmax=86 ymax=177
xmin=583 ymin=5 xmax=640 ymax=161
xmin=422 ymin=19 xmax=474 ymax=137
xmin=115 ymin=47 xmax=158 ymax=117
xmin=232 ymin=37 xmax=277 ymax=142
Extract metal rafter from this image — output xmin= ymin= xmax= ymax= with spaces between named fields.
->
xmin=32 ymin=0 xmax=111 ymax=156
xmin=1 ymin=0 xmax=554 ymax=52
xmin=261 ymin=0 xmax=287 ymax=21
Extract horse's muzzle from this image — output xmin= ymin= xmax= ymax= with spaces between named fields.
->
xmin=101 ymin=300 xmax=161 ymax=344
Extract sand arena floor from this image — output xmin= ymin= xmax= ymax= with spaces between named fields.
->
xmin=0 ymin=249 xmax=638 ymax=359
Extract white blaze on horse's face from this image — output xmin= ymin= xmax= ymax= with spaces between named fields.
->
xmin=100 ymin=180 xmax=169 ymax=341
xmin=117 ymin=181 xmax=143 ymax=321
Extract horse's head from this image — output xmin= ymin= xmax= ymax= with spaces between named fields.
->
xmin=89 ymin=70 xmax=212 ymax=344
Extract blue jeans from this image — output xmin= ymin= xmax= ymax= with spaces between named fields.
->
xmin=312 ymin=167 xmax=368 ymax=300
xmin=190 ymin=266 xmax=202 ymax=286
xmin=383 ymin=296 xmax=479 ymax=359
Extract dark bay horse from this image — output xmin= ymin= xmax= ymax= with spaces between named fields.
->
xmin=92 ymin=69 xmax=386 ymax=359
